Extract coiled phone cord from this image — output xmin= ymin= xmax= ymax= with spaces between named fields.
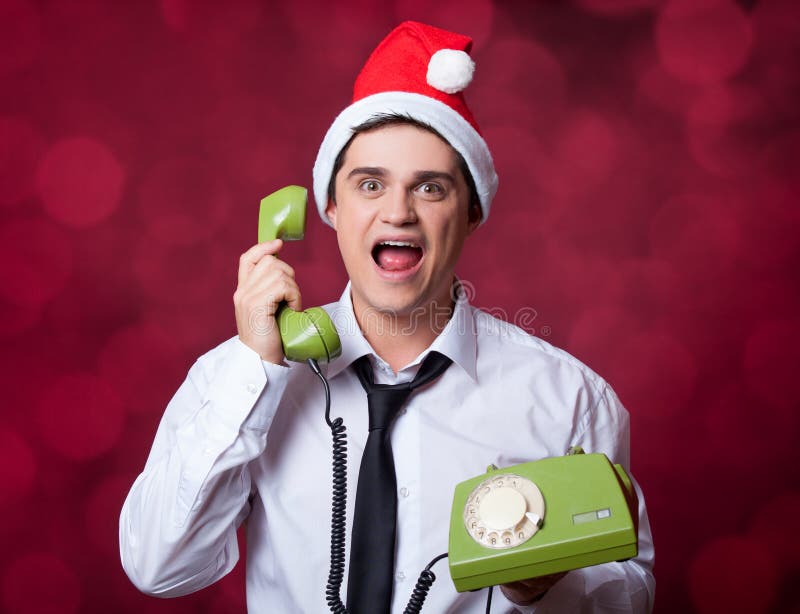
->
xmin=308 ymin=359 xmax=348 ymax=614
xmin=307 ymin=359 xmax=494 ymax=614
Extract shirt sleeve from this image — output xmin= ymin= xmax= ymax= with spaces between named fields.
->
xmin=118 ymin=338 xmax=291 ymax=597
xmin=518 ymin=382 xmax=656 ymax=614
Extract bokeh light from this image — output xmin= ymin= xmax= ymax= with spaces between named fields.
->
xmin=750 ymin=492 xmax=800 ymax=575
xmin=606 ymin=331 xmax=698 ymax=419
xmin=36 ymin=137 xmax=124 ymax=228
xmin=98 ymin=322 xmax=186 ymax=415
xmin=655 ymin=0 xmax=754 ymax=85
xmin=35 ymin=373 xmax=124 ymax=461
xmin=0 ymin=427 xmax=36 ymax=507
xmin=743 ymin=319 xmax=800 ymax=412
xmin=689 ymin=536 xmax=778 ymax=614
xmin=84 ymin=474 xmax=137 ymax=558
xmin=0 ymin=217 xmax=73 ymax=307
xmin=0 ymin=0 xmax=42 ymax=75
xmin=138 ymin=156 xmax=232 ymax=246
xmin=0 ymin=116 xmax=45 ymax=207
xmin=2 ymin=552 xmax=81 ymax=614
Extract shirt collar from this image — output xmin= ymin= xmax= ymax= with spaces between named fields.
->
xmin=323 ymin=281 xmax=477 ymax=381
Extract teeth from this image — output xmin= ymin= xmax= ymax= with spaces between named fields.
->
xmin=379 ymin=240 xmax=418 ymax=248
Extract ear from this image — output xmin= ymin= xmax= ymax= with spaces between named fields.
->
xmin=325 ymin=198 xmax=338 ymax=229
xmin=465 ymin=203 xmax=482 ymax=236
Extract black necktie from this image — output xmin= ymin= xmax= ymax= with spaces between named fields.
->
xmin=346 ymin=351 xmax=453 ymax=614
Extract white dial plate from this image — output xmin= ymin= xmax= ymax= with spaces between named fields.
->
xmin=463 ymin=473 xmax=545 ymax=549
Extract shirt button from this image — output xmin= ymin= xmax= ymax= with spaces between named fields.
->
xmin=399 ymin=487 xmax=409 ymax=498
xmin=246 ymin=382 xmax=258 ymax=394
xmin=396 ymin=571 xmax=406 ymax=582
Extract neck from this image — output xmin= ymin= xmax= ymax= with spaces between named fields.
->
xmin=352 ymin=294 xmax=455 ymax=373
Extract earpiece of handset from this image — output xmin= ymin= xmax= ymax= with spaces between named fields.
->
xmin=258 ymin=186 xmax=342 ymax=363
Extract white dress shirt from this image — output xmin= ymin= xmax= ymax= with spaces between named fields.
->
xmin=120 ymin=284 xmax=655 ymax=613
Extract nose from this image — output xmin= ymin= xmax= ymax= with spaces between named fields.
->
xmin=379 ymin=188 xmax=417 ymax=225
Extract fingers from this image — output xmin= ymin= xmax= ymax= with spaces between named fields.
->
xmin=500 ymin=572 xmax=568 ymax=606
xmin=237 ymin=239 xmax=285 ymax=287
xmin=237 ymin=266 xmax=302 ymax=314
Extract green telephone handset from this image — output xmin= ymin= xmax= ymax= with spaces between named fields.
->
xmin=447 ymin=449 xmax=639 ymax=592
xmin=258 ymin=186 xmax=341 ymax=363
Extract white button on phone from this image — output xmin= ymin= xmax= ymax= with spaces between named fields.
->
xmin=396 ymin=571 xmax=405 ymax=581
xmin=399 ymin=487 xmax=409 ymax=498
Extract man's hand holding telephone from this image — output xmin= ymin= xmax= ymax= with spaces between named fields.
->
xmin=234 ymin=185 xmax=341 ymax=366
xmin=234 ymin=238 xmax=300 ymax=365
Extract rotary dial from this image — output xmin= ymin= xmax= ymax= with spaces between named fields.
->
xmin=463 ymin=473 xmax=545 ymax=549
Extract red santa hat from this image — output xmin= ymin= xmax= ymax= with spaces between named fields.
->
xmin=313 ymin=21 xmax=498 ymax=226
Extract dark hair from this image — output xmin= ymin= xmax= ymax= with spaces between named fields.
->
xmin=326 ymin=113 xmax=482 ymax=225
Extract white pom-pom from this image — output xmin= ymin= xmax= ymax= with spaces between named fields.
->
xmin=426 ymin=49 xmax=475 ymax=94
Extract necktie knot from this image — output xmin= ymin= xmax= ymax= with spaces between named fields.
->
xmin=352 ymin=352 xmax=453 ymax=431
xmin=366 ymin=386 xmax=412 ymax=431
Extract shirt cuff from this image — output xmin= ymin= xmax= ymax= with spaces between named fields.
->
xmin=203 ymin=338 xmax=290 ymax=433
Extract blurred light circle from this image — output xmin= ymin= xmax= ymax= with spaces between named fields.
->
xmin=743 ymin=319 xmax=800 ymax=412
xmin=138 ymin=156 xmax=232 ymax=246
xmin=84 ymin=475 xmax=135 ymax=557
xmin=0 ymin=0 xmax=42 ymax=74
xmin=160 ymin=0 xmax=262 ymax=34
xmin=567 ymin=306 xmax=637 ymax=370
xmin=635 ymin=62 xmax=699 ymax=115
xmin=752 ymin=0 xmax=800 ymax=62
xmin=36 ymin=137 xmax=124 ymax=228
xmin=655 ymin=0 xmax=754 ymax=84
xmin=98 ymin=322 xmax=185 ymax=415
xmin=704 ymin=384 xmax=795 ymax=469
xmin=36 ymin=373 xmax=124 ymax=461
xmin=2 ymin=552 xmax=81 ymax=614
xmin=474 ymin=37 xmax=567 ymax=133
xmin=649 ymin=192 xmax=743 ymax=277
xmin=607 ymin=331 xmax=698 ymax=419
xmin=686 ymin=85 xmax=762 ymax=176
xmin=0 ymin=116 xmax=45 ymax=207
xmin=132 ymin=236 xmax=229 ymax=305
xmin=739 ymin=179 xmax=800 ymax=271
xmin=555 ymin=110 xmax=619 ymax=188
xmin=750 ymin=492 xmax=800 ymax=573
xmin=577 ymin=0 xmax=659 ymax=15
xmin=0 ymin=299 xmax=42 ymax=337
xmin=0 ymin=427 xmax=36 ymax=507
xmin=689 ymin=536 xmax=778 ymax=613
xmin=0 ymin=217 xmax=73 ymax=307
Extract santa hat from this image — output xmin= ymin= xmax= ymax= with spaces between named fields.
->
xmin=312 ymin=21 xmax=498 ymax=226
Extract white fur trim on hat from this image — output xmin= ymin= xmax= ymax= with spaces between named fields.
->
xmin=427 ymin=49 xmax=475 ymax=94
xmin=313 ymin=91 xmax=498 ymax=227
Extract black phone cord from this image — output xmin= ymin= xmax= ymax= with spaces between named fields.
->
xmin=403 ymin=552 xmax=448 ymax=614
xmin=308 ymin=359 xmax=494 ymax=614
xmin=308 ymin=359 xmax=348 ymax=614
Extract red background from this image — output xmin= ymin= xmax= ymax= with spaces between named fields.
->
xmin=1 ymin=0 xmax=798 ymax=612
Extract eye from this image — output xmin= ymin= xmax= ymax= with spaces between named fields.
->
xmin=415 ymin=182 xmax=445 ymax=199
xmin=358 ymin=179 xmax=383 ymax=193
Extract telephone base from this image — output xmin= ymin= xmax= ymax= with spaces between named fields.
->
xmin=451 ymin=542 xmax=636 ymax=592
xmin=448 ymin=453 xmax=638 ymax=593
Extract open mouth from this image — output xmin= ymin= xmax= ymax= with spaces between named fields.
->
xmin=371 ymin=240 xmax=423 ymax=272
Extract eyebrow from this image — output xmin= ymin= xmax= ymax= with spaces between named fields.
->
xmin=412 ymin=170 xmax=456 ymax=185
xmin=347 ymin=167 xmax=387 ymax=180
xmin=345 ymin=167 xmax=456 ymax=184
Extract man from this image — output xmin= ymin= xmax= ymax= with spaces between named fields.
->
xmin=120 ymin=22 xmax=654 ymax=612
